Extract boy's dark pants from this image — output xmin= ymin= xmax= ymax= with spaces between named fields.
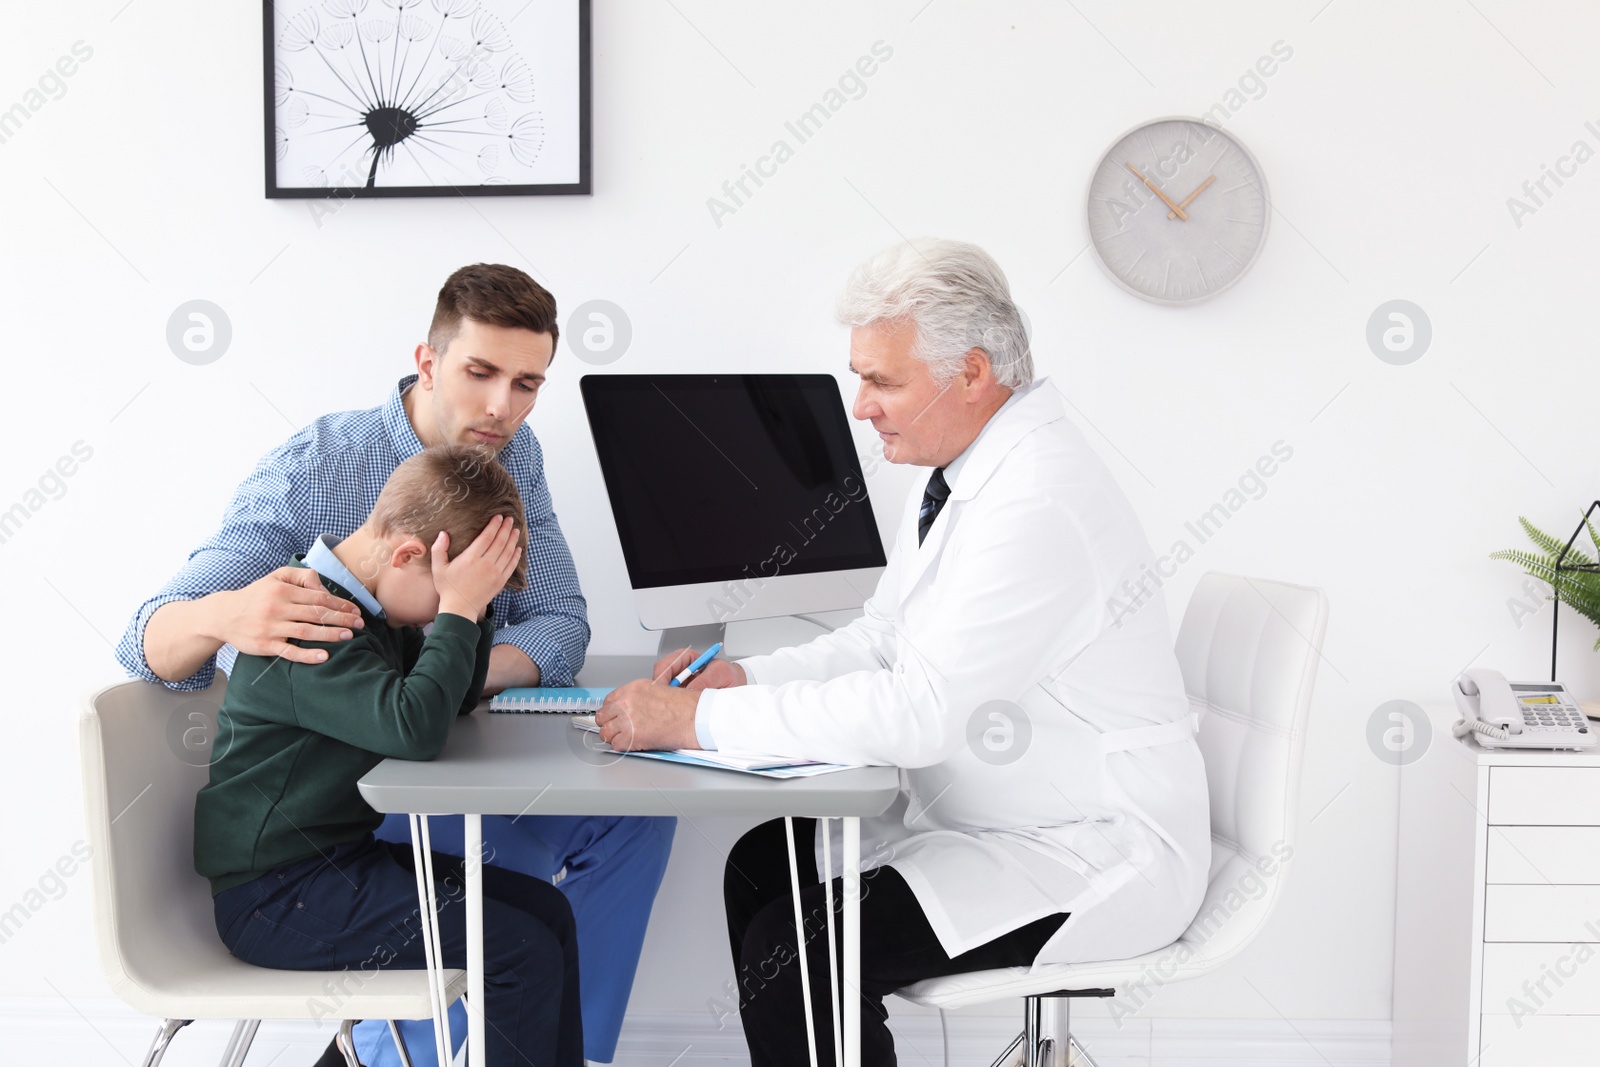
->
xmin=214 ymin=836 xmax=582 ymax=1067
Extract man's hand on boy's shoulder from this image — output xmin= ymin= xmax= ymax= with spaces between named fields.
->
xmin=219 ymin=566 xmax=364 ymax=665
xmin=433 ymin=516 xmax=522 ymax=623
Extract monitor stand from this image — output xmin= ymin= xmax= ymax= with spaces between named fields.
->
xmin=655 ymin=623 xmax=727 ymax=661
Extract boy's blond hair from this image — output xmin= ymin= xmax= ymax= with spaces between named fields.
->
xmin=367 ymin=445 xmax=529 ymax=592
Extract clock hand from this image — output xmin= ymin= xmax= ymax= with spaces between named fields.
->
xmin=1167 ymin=174 xmax=1216 ymax=220
xmin=1124 ymin=162 xmax=1188 ymax=221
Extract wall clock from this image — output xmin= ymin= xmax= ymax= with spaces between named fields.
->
xmin=1086 ymin=117 xmax=1269 ymax=304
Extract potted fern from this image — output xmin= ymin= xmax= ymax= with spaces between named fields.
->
xmin=1492 ymin=514 xmax=1600 ymax=649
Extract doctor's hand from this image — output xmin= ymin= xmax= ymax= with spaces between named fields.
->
xmin=652 ymin=647 xmax=748 ymax=690
xmin=595 ymin=680 xmax=702 ymax=751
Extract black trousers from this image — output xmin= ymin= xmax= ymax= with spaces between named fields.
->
xmin=725 ymin=818 xmax=1068 ymax=1067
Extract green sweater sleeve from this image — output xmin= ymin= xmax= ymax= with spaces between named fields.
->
xmin=398 ymin=608 xmax=496 ymax=717
xmin=288 ymin=610 xmax=496 ymax=759
xmin=457 ymin=608 xmax=495 ymax=716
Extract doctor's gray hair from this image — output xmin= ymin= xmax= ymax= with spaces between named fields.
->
xmin=835 ymin=238 xmax=1034 ymax=389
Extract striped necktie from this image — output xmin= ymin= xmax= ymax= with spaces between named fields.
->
xmin=918 ymin=467 xmax=950 ymax=546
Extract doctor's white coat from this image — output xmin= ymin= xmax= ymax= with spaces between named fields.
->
xmin=696 ymin=377 xmax=1210 ymax=966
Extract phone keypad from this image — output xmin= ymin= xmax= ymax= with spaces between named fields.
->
xmin=1520 ymin=703 xmax=1590 ymax=734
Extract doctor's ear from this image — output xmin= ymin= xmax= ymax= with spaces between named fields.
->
xmin=961 ymin=347 xmax=996 ymax=391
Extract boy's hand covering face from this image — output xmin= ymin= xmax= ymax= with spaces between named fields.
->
xmin=430 ymin=515 xmax=522 ymax=620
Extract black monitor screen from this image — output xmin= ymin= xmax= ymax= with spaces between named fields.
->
xmin=579 ymin=374 xmax=888 ymax=589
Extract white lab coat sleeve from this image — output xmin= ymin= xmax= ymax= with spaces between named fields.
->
xmin=699 ymin=488 xmax=1106 ymax=766
xmin=734 ymin=553 xmax=902 ymax=687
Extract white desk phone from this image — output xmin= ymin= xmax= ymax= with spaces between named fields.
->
xmin=1451 ymin=668 xmax=1598 ymax=750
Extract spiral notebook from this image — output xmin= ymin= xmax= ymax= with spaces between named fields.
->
xmin=489 ymin=686 xmax=614 ymax=713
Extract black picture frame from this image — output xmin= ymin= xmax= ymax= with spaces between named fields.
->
xmin=262 ymin=0 xmax=591 ymax=198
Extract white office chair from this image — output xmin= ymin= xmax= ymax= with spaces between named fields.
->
xmin=898 ymin=571 xmax=1329 ymax=1066
xmin=80 ymin=678 xmax=467 ymax=1067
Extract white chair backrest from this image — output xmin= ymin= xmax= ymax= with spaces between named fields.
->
xmin=1172 ymin=572 xmax=1328 ymax=964
xmin=80 ymin=678 xmax=233 ymax=996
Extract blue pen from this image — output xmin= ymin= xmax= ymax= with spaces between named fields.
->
xmin=669 ymin=642 xmax=723 ymax=687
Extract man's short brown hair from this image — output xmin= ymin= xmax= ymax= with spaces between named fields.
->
xmin=427 ymin=263 xmax=559 ymax=358
xmin=367 ymin=444 xmax=529 ymax=592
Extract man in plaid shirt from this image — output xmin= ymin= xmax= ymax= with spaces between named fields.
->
xmin=116 ymin=263 xmax=673 ymax=1067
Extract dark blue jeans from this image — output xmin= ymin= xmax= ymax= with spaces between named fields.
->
xmin=214 ymin=836 xmax=582 ymax=1067
xmin=362 ymin=812 xmax=676 ymax=1065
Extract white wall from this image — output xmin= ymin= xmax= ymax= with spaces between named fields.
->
xmin=4 ymin=0 xmax=1599 ymax=1050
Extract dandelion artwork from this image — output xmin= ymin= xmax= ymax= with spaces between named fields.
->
xmin=263 ymin=0 xmax=590 ymax=197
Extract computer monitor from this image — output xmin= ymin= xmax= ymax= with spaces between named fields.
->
xmin=579 ymin=374 xmax=888 ymax=652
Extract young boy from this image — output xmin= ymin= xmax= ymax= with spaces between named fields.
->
xmin=193 ymin=444 xmax=582 ymax=1066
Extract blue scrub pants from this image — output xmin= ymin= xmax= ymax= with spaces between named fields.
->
xmin=353 ymin=811 xmax=675 ymax=1065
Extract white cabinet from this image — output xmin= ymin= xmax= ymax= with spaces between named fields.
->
xmin=1395 ymin=705 xmax=1600 ymax=1066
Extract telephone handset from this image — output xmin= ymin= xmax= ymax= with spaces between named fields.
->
xmin=1451 ymin=669 xmax=1597 ymax=750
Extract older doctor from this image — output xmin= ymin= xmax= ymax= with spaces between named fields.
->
xmin=596 ymin=238 xmax=1210 ymax=1066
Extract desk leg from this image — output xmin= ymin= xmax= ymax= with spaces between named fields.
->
xmin=465 ymin=813 xmax=485 ymax=1067
xmin=784 ymin=817 xmax=820 ymax=1067
xmin=410 ymin=816 xmax=453 ymax=1067
xmin=842 ymin=816 xmax=860 ymax=1067
xmin=821 ymin=819 xmax=843 ymax=1067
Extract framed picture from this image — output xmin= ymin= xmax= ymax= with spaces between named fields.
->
xmin=262 ymin=0 xmax=591 ymax=198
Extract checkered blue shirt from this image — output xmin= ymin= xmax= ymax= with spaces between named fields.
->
xmin=115 ymin=374 xmax=589 ymax=690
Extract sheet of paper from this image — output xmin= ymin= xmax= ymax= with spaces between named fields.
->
xmin=569 ymin=716 xmax=860 ymax=778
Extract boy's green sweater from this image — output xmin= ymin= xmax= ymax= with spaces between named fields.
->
xmin=194 ymin=556 xmax=496 ymax=894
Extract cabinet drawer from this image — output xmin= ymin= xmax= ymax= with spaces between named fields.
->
xmin=1483 ymin=943 xmax=1600 ymax=1014
xmin=1485 ymin=885 xmax=1600 ymax=942
xmin=1488 ymin=826 xmax=1600 ymax=883
xmin=1489 ymin=767 xmax=1600 ymax=825
xmin=1481 ymin=1013 xmax=1600 ymax=1066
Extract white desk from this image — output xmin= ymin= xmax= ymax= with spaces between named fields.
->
xmin=358 ymin=654 xmax=901 ymax=1067
xmin=1395 ymin=702 xmax=1600 ymax=1066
